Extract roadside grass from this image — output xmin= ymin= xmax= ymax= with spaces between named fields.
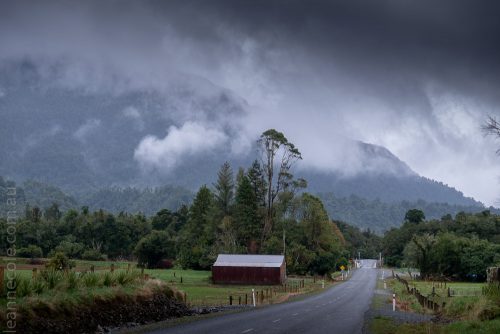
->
xmin=0 ymin=269 xmax=144 ymax=308
xmin=388 ymin=278 xmax=499 ymax=321
xmin=144 ymin=268 xmax=336 ymax=306
xmin=2 ymin=259 xmax=344 ymax=307
xmin=0 ymin=257 xmax=133 ymax=271
xmin=375 ymin=273 xmax=500 ymax=334
xmin=371 ymin=316 xmax=500 ymax=334
xmin=387 ymin=279 xmax=425 ymax=313
xmin=0 ymin=278 xmax=184 ymax=332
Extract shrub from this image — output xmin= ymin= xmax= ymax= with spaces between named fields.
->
xmin=102 ymin=272 xmax=116 ymax=287
xmin=81 ymin=249 xmax=106 ymax=261
xmin=31 ymin=278 xmax=46 ymax=295
xmin=17 ymin=245 xmax=43 ymax=259
xmin=16 ymin=275 xmax=32 ymax=297
xmin=81 ymin=272 xmax=100 ymax=288
xmin=41 ymin=269 xmax=64 ymax=289
xmin=134 ymin=230 xmax=176 ymax=268
xmin=115 ymin=270 xmax=140 ymax=286
xmin=156 ymin=259 xmax=174 ymax=269
xmin=46 ymin=252 xmax=75 ymax=271
xmin=65 ymin=271 xmax=79 ymax=290
xmin=53 ymin=240 xmax=85 ymax=259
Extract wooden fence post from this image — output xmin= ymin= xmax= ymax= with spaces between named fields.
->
xmin=229 ymin=295 xmax=233 ymax=305
xmin=180 ymin=276 xmax=183 ymax=283
xmin=0 ymin=266 xmax=4 ymax=295
xmin=110 ymin=264 xmax=115 ymax=273
xmin=32 ymin=268 xmax=37 ymax=279
xmin=245 ymin=293 xmax=248 ymax=305
xmin=127 ymin=263 xmax=131 ymax=272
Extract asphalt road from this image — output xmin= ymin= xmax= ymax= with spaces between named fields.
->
xmin=149 ymin=260 xmax=379 ymax=334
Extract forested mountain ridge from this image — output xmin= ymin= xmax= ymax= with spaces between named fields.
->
xmin=0 ymin=61 xmax=483 ymax=209
xmin=320 ymin=193 xmax=498 ymax=233
xmin=1 ymin=176 xmax=493 ymax=233
xmin=0 ymin=177 xmax=192 ymax=217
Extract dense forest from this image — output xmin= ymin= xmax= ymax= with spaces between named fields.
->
xmin=320 ymin=193 xmax=498 ymax=233
xmin=1 ymin=130 xmax=357 ymax=275
xmin=2 ymin=175 xmax=494 ymax=234
xmin=3 ymin=130 xmax=498 ymax=280
xmin=382 ymin=209 xmax=500 ymax=281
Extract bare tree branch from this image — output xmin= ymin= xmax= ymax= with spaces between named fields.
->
xmin=483 ymin=116 xmax=500 ymax=154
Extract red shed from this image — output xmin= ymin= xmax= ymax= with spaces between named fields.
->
xmin=212 ymin=254 xmax=286 ymax=285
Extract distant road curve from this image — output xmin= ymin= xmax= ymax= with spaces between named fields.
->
xmin=148 ymin=260 xmax=379 ymax=334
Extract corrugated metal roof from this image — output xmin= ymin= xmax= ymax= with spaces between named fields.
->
xmin=213 ymin=254 xmax=285 ymax=268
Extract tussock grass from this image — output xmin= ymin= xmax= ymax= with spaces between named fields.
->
xmin=81 ymin=272 xmax=101 ymax=288
xmin=1 ymin=268 xmax=143 ymax=304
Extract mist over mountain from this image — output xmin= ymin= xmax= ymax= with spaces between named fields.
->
xmin=0 ymin=61 xmax=485 ymax=211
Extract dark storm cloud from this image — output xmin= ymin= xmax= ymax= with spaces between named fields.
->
xmin=1 ymin=0 xmax=500 ymax=204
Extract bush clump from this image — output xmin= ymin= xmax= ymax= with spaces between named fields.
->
xmin=46 ymin=252 xmax=75 ymax=271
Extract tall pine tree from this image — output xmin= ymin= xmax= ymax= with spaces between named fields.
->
xmin=213 ymin=162 xmax=234 ymax=216
xmin=235 ymin=175 xmax=262 ymax=253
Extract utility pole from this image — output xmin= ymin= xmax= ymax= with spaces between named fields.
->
xmin=282 ymin=229 xmax=286 ymax=256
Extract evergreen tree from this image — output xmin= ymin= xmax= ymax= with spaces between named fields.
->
xmin=177 ymin=186 xmax=217 ymax=269
xmin=247 ymin=160 xmax=267 ymax=207
xmin=235 ymin=175 xmax=262 ymax=253
xmin=213 ymin=162 xmax=234 ymax=216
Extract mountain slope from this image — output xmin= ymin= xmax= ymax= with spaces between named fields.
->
xmin=0 ymin=61 xmax=483 ymax=208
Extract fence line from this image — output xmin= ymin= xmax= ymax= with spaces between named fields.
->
xmin=395 ymin=274 xmax=443 ymax=312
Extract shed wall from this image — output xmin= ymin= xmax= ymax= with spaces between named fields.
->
xmin=212 ymin=265 xmax=284 ymax=285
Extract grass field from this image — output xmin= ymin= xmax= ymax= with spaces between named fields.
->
xmin=1 ymin=257 xmax=339 ymax=307
xmin=372 ymin=316 xmax=500 ymax=334
xmin=374 ymin=272 xmax=500 ymax=334
xmin=144 ymin=268 xmax=332 ymax=306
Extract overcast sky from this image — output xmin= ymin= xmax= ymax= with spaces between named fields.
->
xmin=1 ymin=0 xmax=500 ymax=205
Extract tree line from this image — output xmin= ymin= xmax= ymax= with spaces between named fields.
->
xmin=382 ymin=209 xmax=500 ymax=281
xmin=1 ymin=130 xmax=352 ymax=276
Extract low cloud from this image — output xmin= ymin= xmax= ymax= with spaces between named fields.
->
xmin=123 ymin=106 xmax=145 ymax=130
xmin=74 ymin=118 xmax=101 ymax=142
xmin=134 ymin=121 xmax=228 ymax=170
xmin=1 ymin=0 xmax=500 ymax=204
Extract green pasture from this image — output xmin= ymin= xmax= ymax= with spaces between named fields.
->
xmin=1 ymin=258 xmax=338 ymax=306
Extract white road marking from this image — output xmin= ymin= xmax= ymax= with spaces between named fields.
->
xmin=241 ymin=329 xmax=254 ymax=333
xmin=272 ymin=319 xmax=281 ymax=323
